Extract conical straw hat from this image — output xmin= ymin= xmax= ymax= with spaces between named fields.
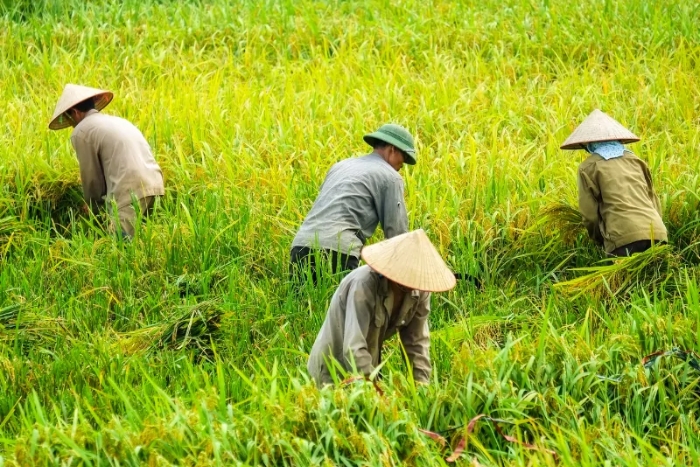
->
xmin=560 ymin=109 xmax=639 ymax=150
xmin=361 ymin=229 xmax=456 ymax=292
xmin=49 ymin=84 xmax=114 ymax=130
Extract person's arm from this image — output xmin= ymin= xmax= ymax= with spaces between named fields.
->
xmin=577 ymin=168 xmax=603 ymax=245
xmin=343 ymin=281 xmax=376 ymax=377
xmin=378 ymin=178 xmax=409 ymax=238
xmin=399 ymin=293 xmax=432 ymax=384
xmin=71 ymin=131 xmax=106 ymax=211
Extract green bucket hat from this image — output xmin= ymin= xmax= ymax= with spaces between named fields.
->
xmin=363 ymin=123 xmax=417 ymax=165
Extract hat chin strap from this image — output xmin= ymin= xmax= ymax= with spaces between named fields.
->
xmin=64 ymin=110 xmax=76 ymax=125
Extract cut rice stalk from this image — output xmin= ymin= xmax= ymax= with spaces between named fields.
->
xmin=554 ymin=244 xmax=680 ymax=299
xmin=114 ymin=302 xmax=225 ymax=357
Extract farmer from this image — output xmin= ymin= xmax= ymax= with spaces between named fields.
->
xmin=307 ymin=229 xmax=456 ymax=386
xmin=290 ymin=123 xmax=416 ymax=284
xmin=49 ymin=84 xmax=164 ymax=238
xmin=561 ymin=109 xmax=667 ymax=257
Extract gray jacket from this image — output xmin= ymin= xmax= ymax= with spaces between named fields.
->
xmin=307 ymin=266 xmax=431 ymax=385
xmin=292 ymin=153 xmax=408 ymax=257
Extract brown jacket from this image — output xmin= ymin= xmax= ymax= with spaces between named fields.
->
xmin=307 ymin=265 xmax=431 ymax=385
xmin=71 ymin=110 xmax=164 ymax=209
xmin=578 ymin=151 xmax=667 ymax=253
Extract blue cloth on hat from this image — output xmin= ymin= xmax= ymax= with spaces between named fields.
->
xmin=587 ymin=141 xmax=628 ymax=160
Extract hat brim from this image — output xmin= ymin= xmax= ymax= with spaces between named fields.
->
xmin=560 ymin=136 xmax=640 ymax=150
xmin=363 ymin=134 xmax=417 ymax=165
xmin=49 ymin=91 xmax=114 ymax=130
xmin=559 ymin=109 xmax=640 ymax=150
xmin=360 ymin=229 xmax=456 ymax=292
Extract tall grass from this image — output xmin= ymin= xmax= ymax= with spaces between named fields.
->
xmin=1 ymin=0 xmax=700 ymax=464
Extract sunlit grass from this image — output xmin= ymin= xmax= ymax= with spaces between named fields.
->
xmin=1 ymin=0 xmax=700 ymax=464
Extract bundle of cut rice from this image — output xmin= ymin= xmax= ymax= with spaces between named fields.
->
xmin=537 ymin=202 xmax=585 ymax=246
xmin=114 ymin=302 xmax=224 ymax=357
xmin=554 ymin=244 xmax=680 ymax=299
xmin=0 ymin=303 xmax=67 ymax=347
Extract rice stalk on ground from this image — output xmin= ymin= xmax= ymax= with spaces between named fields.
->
xmin=0 ymin=303 xmax=69 ymax=347
xmin=554 ymin=244 xmax=682 ymax=299
xmin=113 ymin=302 xmax=224 ymax=357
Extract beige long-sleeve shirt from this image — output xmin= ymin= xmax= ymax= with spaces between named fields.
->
xmin=578 ymin=151 xmax=667 ymax=253
xmin=307 ymin=265 xmax=432 ymax=386
xmin=70 ymin=110 xmax=164 ymax=209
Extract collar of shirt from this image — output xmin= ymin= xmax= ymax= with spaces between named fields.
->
xmin=73 ymin=109 xmax=100 ymax=133
xmin=368 ymin=151 xmax=394 ymax=167
xmin=378 ymin=275 xmax=420 ymax=326
xmin=84 ymin=109 xmax=99 ymax=119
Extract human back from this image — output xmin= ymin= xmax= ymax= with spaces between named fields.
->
xmin=579 ymin=151 xmax=666 ymax=251
xmin=562 ymin=109 xmax=667 ymax=256
xmin=306 ymin=229 xmax=456 ymax=386
xmin=289 ymin=123 xmax=416 ymax=285
xmin=291 ymin=152 xmax=407 ymax=257
xmin=71 ymin=111 xmax=164 ymax=209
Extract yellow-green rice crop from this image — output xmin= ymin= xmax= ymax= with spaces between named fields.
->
xmin=1 ymin=0 xmax=700 ymax=464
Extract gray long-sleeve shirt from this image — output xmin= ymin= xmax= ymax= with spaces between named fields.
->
xmin=307 ymin=265 xmax=432 ymax=386
xmin=291 ymin=153 xmax=409 ymax=257
xmin=70 ymin=110 xmax=164 ymax=209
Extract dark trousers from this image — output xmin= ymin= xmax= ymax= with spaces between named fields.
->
xmin=289 ymin=247 xmax=360 ymax=285
xmin=609 ymin=240 xmax=665 ymax=258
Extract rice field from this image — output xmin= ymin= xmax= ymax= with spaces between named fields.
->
xmin=2 ymin=0 xmax=700 ymax=464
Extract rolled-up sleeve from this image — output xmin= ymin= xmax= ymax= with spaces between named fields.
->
xmin=399 ymin=294 xmax=432 ymax=383
xmin=343 ymin=282 xmax=375 ymax=376
xmin=71 ymin=130 xmax=106 ymax=209
xmin=577 ymin=168 xmax=603 ymax=245
xmin=379 ymin=178 xmax=408 ymax=239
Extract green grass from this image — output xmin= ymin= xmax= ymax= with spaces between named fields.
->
xmin=2 ymin=0 xmax=700 ymax=464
